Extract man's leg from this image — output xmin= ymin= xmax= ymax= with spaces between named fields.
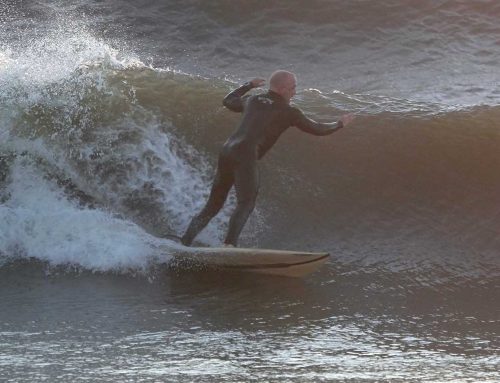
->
xmin=181 ymin=156 xmax=234 ymax=246
xmin=224 ymin=161 xmax=259 ymax=246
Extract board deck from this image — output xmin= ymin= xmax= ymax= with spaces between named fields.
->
xmin=172 ymin=246 xmax=330 ymax=278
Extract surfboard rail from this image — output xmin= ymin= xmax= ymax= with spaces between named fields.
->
xmin=171 ymin=246 xmax=330 ymax=278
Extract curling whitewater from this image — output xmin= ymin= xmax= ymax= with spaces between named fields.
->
xmin=0 ymin=157 xmax=165 ymax=271
xmin=0 ymin=31 xmax=202 ymax=272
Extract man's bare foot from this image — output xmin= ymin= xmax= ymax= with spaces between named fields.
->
xmin=223 ymin=243 xmax=235 ymax=248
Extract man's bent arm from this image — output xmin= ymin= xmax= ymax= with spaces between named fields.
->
xmin=290 ymin=107 xmax=343 ymax=136
xmin=222 ymin=82 xmax=253 ymax=113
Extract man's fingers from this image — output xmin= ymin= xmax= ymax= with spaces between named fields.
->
xmin=250 ymin=78 xmax=266 ymax=87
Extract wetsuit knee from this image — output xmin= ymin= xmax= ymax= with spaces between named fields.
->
xmin=203 ymin=195 xmax=226 ymax=216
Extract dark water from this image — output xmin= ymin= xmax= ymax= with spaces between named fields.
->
xmin=1 ymin=1 xmax=499 ymax=381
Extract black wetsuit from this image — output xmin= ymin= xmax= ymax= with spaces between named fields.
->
xmin=181 ymin=82 xmax=343 ymax=246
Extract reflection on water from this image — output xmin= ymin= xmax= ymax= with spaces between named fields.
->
xmin=1 ymin=262 xmax=498 ymax=382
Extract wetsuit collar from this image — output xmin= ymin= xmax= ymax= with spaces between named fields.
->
xmin=267 ymin=90 xmax=287 ymax=103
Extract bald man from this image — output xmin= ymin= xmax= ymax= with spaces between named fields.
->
xmin=181 ymin=70 xmax=353 ymax=247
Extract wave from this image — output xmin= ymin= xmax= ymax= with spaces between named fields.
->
xmin=0 ymin=22 xmax=499 ymax=284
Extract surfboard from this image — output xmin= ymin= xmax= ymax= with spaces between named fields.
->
xmin=171 ymin=247 xmax=330 ymax=278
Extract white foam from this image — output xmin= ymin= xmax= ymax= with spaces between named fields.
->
xmin=0 ymin=158 xmax=168 ymax=272
xmin=0 ymin=17 xmax=255 ymax=252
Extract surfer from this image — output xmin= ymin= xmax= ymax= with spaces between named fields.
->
xmin=181 ymin=70 xmax=354 ymax=247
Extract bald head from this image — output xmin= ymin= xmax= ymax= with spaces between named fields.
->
xmin=269 ymin=70 xmax=295 ymax=89
xmin=269 ymin=70 xmax=297 ymax=103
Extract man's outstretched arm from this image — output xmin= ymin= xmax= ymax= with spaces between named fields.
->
xmin=291 ymin=107 xmax=353 ymax=136
xmin=222 ymin=78 xmax=265 ymax=113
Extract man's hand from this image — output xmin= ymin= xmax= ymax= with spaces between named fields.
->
xmin=339 ymin=113 xmax=355 ymax=128
xmin=250 ymin=78 xmax=266 ymax=88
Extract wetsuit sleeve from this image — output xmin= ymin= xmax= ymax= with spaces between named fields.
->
xmin=289 ymin=107 xmax=343 ymax=136
xmin=222 ymin=82 xmax=253 ymax=113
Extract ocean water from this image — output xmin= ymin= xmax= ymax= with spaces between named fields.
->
xmin=0 ymin=1 xmax=499 ymax=381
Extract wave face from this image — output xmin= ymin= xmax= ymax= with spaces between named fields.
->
xmin=0 ymin=2 xmax=499 ymax=286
